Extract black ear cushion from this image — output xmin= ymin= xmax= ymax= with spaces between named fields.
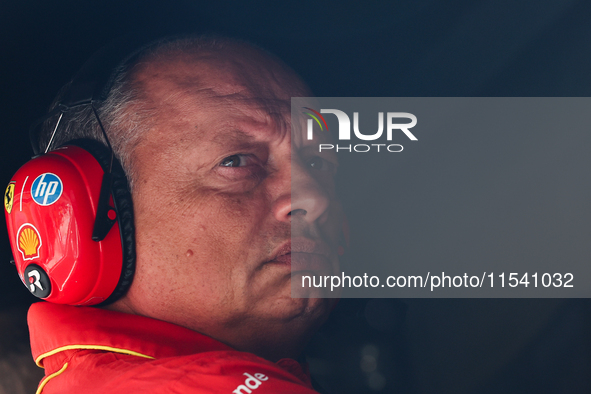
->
xmin=65 ymin=139 xmax=136 ymax=305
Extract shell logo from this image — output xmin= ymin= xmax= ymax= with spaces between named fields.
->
xmin=16 ymin=224 xmax=42 ymax=261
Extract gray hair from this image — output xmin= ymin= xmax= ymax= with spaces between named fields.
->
xmin=38 ymin=65 xmax=147 ymax=191
xmin=37 ymin=35 xmax=257 ymax=191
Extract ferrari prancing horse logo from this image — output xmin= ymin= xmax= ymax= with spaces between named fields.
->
xmin=4 ymin=181 xmax=15 ymax=214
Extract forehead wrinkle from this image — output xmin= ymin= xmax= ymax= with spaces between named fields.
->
xmin=186 ymin=53 xmax=298 ymax=142
xmin=210 ymin=94 xmax=291 ymax=141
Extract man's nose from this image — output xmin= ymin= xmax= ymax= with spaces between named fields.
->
xmin=273 ymin=161 xmax=330 ymax=224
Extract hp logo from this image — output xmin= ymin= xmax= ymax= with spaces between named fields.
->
xmin=31 ymin=173 xmax=63 ymax=206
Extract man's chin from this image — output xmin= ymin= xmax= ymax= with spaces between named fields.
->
xmin=271 ymin=287 xmax=336 ymax=326
xmin=243 ymin=271 xmax=338 ymax=336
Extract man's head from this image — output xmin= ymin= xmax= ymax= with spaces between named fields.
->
xmin=40 ymin=36 xmax=342 ymax=361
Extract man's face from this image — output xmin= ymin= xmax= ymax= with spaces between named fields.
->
xmin=117 ymin=48 xmax=341 ymax=359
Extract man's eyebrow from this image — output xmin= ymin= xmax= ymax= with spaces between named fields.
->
xmin=208 ymin=128 xmax=259 ymax=147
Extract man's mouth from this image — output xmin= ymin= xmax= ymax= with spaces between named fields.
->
xmin=269 ymin=238 xmax=333 ymax=273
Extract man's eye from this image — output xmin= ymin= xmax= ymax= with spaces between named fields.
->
xmin=307 ymin=157 xmax=325 ymax=170
xmin=308 ymin=156 xmax=336 ymax=171
xmin=220 ymin=155 xmax=245 ymax=167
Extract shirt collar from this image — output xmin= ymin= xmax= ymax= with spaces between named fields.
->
xmin=29 ymin=302 xmax=234 ymax=367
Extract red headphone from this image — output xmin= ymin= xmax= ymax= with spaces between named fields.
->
xmin=3 ymin=39 xmax=148 ymax=305
xmin=5 ymin=140 xmax=135 ymax=305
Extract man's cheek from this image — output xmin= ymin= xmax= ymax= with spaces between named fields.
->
xmin=194 ymin=203 xmax=263 ymax=244
xmin=211 ymin=193 xmax=271 ymax=222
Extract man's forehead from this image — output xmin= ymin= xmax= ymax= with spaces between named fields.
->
xmin=133 ymin=45 xmax=306 ymax=144
xmin=134 ymin=45 xmax=310 ymax=103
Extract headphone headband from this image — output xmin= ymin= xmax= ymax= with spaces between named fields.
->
xmin=30 ymin=34 xmax=167 ymax=155
xmin=65 ymin=34 xmax=163 ymax=107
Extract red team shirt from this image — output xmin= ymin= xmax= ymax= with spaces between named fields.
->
xmin=29 ymin=303 xmax=320 ymax=393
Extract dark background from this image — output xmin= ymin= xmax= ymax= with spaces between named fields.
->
xmin=1 ymin=1 xmax=591 ymax=393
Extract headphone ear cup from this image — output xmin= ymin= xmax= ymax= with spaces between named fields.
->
xmin=4 ymin=139 xmax=135 ymax=305
xmin=68 ymin=139 xmax=136 ymax=305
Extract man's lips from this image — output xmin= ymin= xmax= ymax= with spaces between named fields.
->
xmin=272 ymin=252 xmax=330 ymax=272
xmin=268 ymin=238 xmax=333 ymax=272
